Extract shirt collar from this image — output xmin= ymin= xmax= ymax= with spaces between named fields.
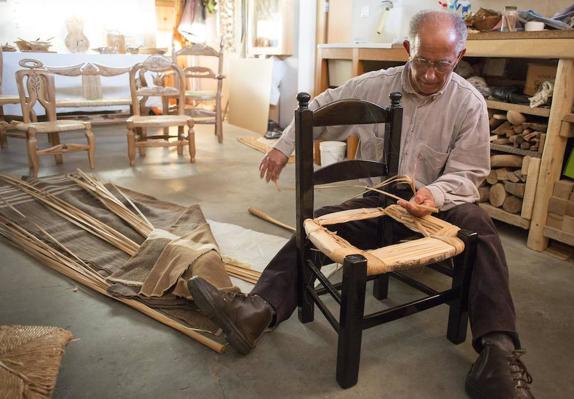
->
xmin=401 ymin=62 xmax=453 ymax=101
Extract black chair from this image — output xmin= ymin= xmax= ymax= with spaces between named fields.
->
xmin=294 ymin=92 xmax=478 ymax=389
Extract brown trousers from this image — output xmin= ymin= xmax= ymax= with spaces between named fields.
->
xmin=252 ymin=195 xmax=519 ymax=352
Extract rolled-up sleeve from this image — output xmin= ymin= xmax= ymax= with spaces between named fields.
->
xmin=425 ymin=99 xmax=490 ymax=210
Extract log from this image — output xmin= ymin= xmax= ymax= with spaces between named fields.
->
xmin=502 ymin=195 xmax=523 ymax=214
xmin=521 ymin=156 xmax=531 ymax=175
xmin=493 ymin=121 xmax=512 ymax=135
xmin=492 ymin=138 xmax=511 ymax=145
xmin=478 ymin=186 xmax=490 ymax=202
xmin=486 ymin=170 xmax=498 ymax=184
xmin=515 ymin=170 xmax=527 ymax=182
xmin=489 ymin=183 xmax=506 ymax=208
xmin=495 ymin=168 xmax=520 ymax=182
xmin=504 ymin=181 xmax=525 ymax=198
xmin=490 ymin=154 xmax=523 ymax=168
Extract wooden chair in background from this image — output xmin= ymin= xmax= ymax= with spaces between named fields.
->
xmin=173 ymin=40 xmax=225 ymax=143
xmin=13 ymin=60 xmax=95 ymax=177
xmin=126 ymin=55 xmax=194 ymax=166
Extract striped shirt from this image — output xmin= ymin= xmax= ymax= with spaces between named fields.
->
xmin=274 ymin=63 xmax=490 ymax=210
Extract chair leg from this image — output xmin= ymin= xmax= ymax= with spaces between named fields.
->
xmin=177 ymin=126 xmax=184 ymax=156
xmin=446 ymin=230 xmax=478 ymax=344
xmin=0 ymin=126 xmax=6 ymax=149
xmin=49 ymin=132 xmax=63 ymax=165
xmin=336 ymin=254 xmax=367 ymax=389
xmin=297 ymin=253 xmax=315 ymax=324
xmin=85 ymin=125 xmax=96 ymax=170
xmin=127 ymin=127 xmax=136 ymax=166
xmin=216 ymin=114 xmax=223 ymax=143
xmin=26 ymin=129 xmax=40 ymax=178
xmin=138 ymin=128 xmax=146 ymax=157
xmin=187 ymin=125 xmax=196 ymax=163
xmin=372 ymin=275 xmax=390 ymax=300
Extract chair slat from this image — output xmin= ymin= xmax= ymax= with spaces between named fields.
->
xmin=313 ymin=99 xmax=389 ymax=127
xmin=313 ymin=160 xmax=386 ymax=185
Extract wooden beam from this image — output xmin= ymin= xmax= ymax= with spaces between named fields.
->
xmin=528 ymin=59 xmax=574 ymax=250
xmin=479 ymin=203 xmax=530 ymax=229
xmin=466 ymin=39 xmax=574 ymax=59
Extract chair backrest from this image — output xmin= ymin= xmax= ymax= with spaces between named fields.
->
xmin=15 ymin=65 xmax=57 ymax=123
xmin=18 ymin=58 xmax=131 ymax=102
xmin=173 ymin=39 xmax=224 ymax=93
xmin=294 ymin=92 xmax=403 ymax=237
xmin=128 ymin=55 xmax=186 ymax=116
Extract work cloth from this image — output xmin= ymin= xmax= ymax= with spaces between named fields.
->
xmin=273 ymin=63 xmax=491 ymax=211
xmin=252 ymin=195 xmax=519 ymax=352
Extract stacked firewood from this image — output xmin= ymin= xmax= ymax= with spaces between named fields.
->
xmin=546 ymin=180 xmax=574 ymax=234
xmin=478 ymin=154 xmax=534 ymax=214
xmin=489 ymin=111 xmax=546 ymax=152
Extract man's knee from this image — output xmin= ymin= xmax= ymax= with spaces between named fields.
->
xmin=444 ymin=203 xmax=497 ymax=235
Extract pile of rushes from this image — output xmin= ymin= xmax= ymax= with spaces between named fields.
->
xmin=0 ymin=171 xmax=262 ymax=352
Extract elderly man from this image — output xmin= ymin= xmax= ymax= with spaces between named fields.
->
xmin=189 ymin=10 xmax=534 ymax=399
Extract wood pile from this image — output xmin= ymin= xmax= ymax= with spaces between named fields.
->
xmin=478 ymin=154 xmax=541 ymax=218
xmin=546 ymin=179 xmax=574 ymax=234
xmin=489 ymin=111 xmax=546 ymax=153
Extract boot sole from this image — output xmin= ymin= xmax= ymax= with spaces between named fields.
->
xmin=188 ymin=278 xmax=253 ymax=355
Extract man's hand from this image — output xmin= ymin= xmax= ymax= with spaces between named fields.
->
xmin=259 ymin=148 xmax=289 ymax=183
xmin=397 ymin=187 xmax=437 ymax=218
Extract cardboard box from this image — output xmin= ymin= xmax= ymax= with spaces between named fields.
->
xmin=524 ymin=63 xmax=557 ymax=96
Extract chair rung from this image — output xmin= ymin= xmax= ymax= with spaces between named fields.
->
xmin=362 ymin=290 xmax=456 ymax=330
xmin=390 ymin=271 xmax=438 ymax=296
xmin=428 ymin=262 xmax=454 ymax=277
xmin=306 ymin=260 xmax=341 ymax=304
xmin=308 ymin=287 xmax=340 ymax=332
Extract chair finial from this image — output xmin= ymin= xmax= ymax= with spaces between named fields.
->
xmin=297 ymin=92 xmax=311 ymax=109
xmin=390 ymin=92 xmax=402 ymax=108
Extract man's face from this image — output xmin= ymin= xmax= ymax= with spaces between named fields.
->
xmin=404 ymin=26 xmax=465 ymax=95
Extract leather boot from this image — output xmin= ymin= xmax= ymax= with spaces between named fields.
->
xmin=188 ymin=276 xmax=273 ymax=354
xmin=465 ymin=342 xmax=534 ymax=399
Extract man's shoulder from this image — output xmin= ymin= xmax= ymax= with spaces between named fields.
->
xmin=351 ymin=65 xmax=404 ymax=85
xmin=448 ymin=73 xmax=487 ymax=109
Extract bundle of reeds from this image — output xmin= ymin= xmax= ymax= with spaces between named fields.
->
xmin=69 ymin=170 xmax=153 ymax=237
xmin=0 ymin=174 xmax=140 ymax=256
xmin=0 ymin=211 xmax=226 ymax=353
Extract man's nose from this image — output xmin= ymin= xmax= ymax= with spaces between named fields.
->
xmin=424 ymin=67 xmax=437 ymax=81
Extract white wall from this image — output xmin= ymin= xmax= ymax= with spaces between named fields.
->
xmin=0 ymin=0 xmax=157 ymax=53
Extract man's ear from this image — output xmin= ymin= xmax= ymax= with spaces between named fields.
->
xmin=403 ymin=40 xmax=411 ymax=55
xmin=454 ymin=48 xmax=467 ymax=66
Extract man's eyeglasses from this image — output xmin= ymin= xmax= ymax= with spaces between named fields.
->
xmin=410 ymin=56 xmax=457 ymax=74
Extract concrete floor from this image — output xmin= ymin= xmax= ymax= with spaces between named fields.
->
xmin=0 ymin=124 xmax=573 ymax=399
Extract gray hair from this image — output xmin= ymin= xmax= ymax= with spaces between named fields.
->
xmin=408 ymin=10 xmax=468 ymax=54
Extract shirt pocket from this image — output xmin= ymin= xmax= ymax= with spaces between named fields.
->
xmin=414 ymin=143 xmax=449 ymax=185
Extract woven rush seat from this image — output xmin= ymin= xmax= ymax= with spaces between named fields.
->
xmin=184 ymin=89 xmax=216 ymax=100
xmin=126 ymin=114 xmax=192 ymax=127
xmin=13 ymin=120 xmax=89 ymax=133
xmin=304 ymin=205 xmax=464 ymax=276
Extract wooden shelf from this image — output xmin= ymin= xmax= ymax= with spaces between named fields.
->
xmin=479 ymin=203 xmax=530 ymax=229
xmin=543 ymin=226 xmax=574 ymax=247
xmin=486 ymin=100 xmax=550 ymax=117
xmin=490 ymin=144 xmax=540 ymax=158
